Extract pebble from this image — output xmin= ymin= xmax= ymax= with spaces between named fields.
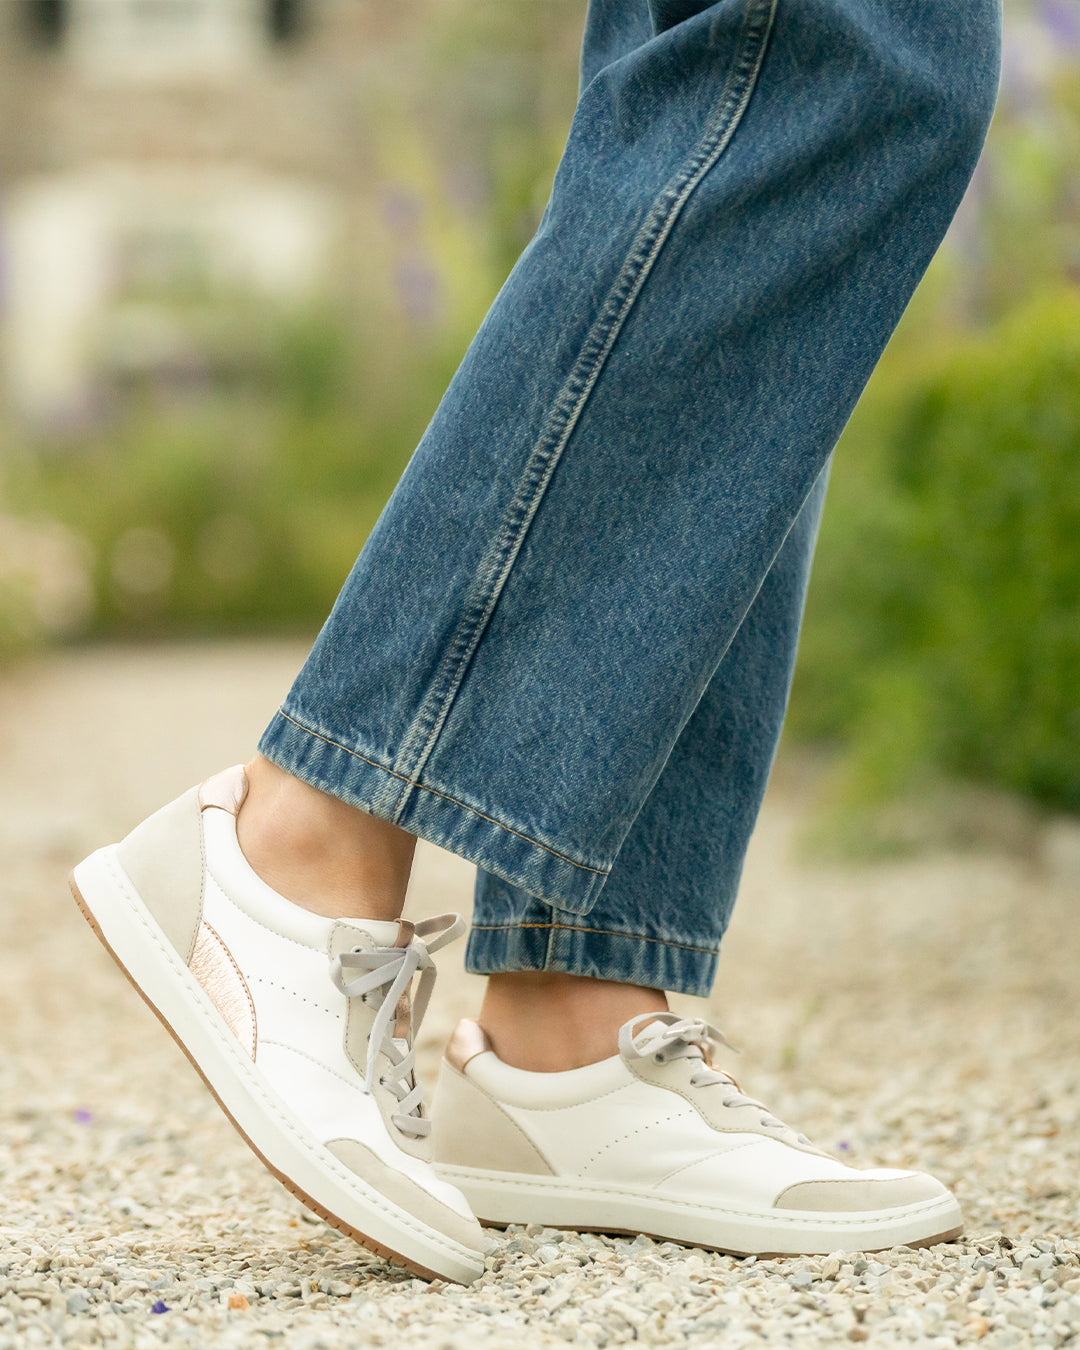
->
xmin=6 ymin=1228 xmax=1080 ymax=1350
xmin=4 ymin=644 xmax=1080 ymax=1348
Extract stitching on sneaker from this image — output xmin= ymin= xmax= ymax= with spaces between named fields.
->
xmin=496 ymin=1081 xmax=632 ymax=1113
xmin=100 ymin=849 xmax=479 ymax=1261
xmin=625 ymin=1056 xmax=804 ymax=1140
xmin=577 ymin=1106 xmax=699 ymax=1175
xmin=205 ymin=865 xmax=324 ymax=955
xmin=434 ymin=1168 xmax=957 ymax=1228
xmin=247 ymin=974 xmax=339 ymax=1018
xmin=256 ymin=1038 xmax=366 ymax=1092
xmin=186 ymin=791 xmax=207 ymax=964
xmin=771 ymin=1174 xmax=927 ymax=1210
xmin=649 ymin=1136 xmax=764 ymax=1188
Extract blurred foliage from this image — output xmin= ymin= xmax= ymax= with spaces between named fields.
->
xmin=0 ymin=0 xmax=1078 ymax=822
xmin=0 ymin=2 xmax=581 ymax=648
xmin=1 ymin=305 xmax=465 ymax=639
xmin=788 ymin=290 xmax=1080 ymax=820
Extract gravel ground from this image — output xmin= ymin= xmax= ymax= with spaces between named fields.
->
xmin=2 ymin=641 xmax=1078 ymax=1349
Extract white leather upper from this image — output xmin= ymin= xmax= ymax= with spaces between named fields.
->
xmin=199 ymin=806 xmax=473 ymax=1220
xmin=466 ymin=1047 xmax=630 ymax=1108
xmin=458 ymin=1043 xmax=923 ymax=1214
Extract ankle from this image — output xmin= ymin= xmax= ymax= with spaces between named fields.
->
xmin=236 ymin=755 xmax=416 ymax=923
xmin=477 ymin=972 xmax=668 ymax=1072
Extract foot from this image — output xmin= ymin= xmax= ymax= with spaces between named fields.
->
xmin=70 ymin=765 xmax=488 ymax=1284
xmin=432 ymin=1012 xmax=962 ymax=1256
xmin=236 ymin=754 xmax=416 ymax=921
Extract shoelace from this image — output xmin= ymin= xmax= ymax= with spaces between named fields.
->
xmin=618 ymin=1012 xmax=811 ymax=1145
xmin=329 ymin=913 xmax=466 ymax=1139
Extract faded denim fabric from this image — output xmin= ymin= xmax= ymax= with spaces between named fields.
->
xmin=260 ymin=0 xmax=1001 ymax=995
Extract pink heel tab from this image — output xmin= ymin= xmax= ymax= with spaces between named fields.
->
xmin=198 ymin=765 xmax=249 ymax=816
xmin=445 ymin=1020 xmax=492 ymax=1074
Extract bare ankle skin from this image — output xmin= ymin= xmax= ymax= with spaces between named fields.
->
xmin=478 ymin=972 xmax=669 ymax=1072
xmin=235 ymin=755 xmax=416 ymax=923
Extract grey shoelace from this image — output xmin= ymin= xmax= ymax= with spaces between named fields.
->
xmin=619 ymin=1012 xmax=811 ymax=1145
xmin=329 ymin=913 xmax=466 ymax=1139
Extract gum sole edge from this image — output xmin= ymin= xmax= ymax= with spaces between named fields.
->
xmin=474 ymin=1217 xmax=963 ymax=1258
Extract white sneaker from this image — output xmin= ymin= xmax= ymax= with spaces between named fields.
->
xmin=432 ymin=1012 xmax=962 ymax=1256
xmin=70 ymin=765 xmax=487 ymax=1284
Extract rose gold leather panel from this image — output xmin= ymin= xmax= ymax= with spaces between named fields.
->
xmin=189 ymin=920 xmax=257 ymax=1059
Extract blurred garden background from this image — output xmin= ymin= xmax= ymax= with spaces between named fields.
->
xmin=0 ymin=0 xmax=1077 ymax=837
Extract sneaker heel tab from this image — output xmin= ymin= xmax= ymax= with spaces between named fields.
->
xmin=199 ymin=765 xmax=249 ymax=816
xmin=445 ymin=1020 xmax=491 ymax=1074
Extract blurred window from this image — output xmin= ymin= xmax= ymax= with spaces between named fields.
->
xmin=24 ymin=0 xmax=68 ymax=48
xmin=60 ymin=0 xmax=304 ymax=80
xmin=23 ymin=0 xmax=307 ymax=62
xmin=267 ymin=0 xmax=306 ymax=45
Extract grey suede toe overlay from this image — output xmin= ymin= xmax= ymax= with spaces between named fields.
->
xmin=774 ymin=1174 xmax=947 ymax=1213
xmin=324 ymin=1137 xmax=485 ymax=1251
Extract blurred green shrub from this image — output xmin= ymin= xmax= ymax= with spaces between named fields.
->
xmin=1 ymin=305 xmax=457 ymax=639
xmin=789 ymin=288 xmax=1080 ymax=816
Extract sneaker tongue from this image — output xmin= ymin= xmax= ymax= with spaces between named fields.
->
xmin=336 ymin=917 xmax=406 ymax=948
xmin=633 ymin=1016 xmax=706 ymax=1062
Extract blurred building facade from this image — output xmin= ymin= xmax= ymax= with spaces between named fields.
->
xmin=0 ymin=0 xmax=410 ymax=428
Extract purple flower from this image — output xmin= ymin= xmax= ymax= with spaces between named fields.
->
xmin=1038 ymin=0 xmax=1080 ymax=51
xmin=445 ymin=159 xmax=490 ymax=214
xmin=150 ymin=1300 xmax=169 ymax=1314
xmin=379 ymin=186 xmax=422 ymax=237
xmin=394 ymin=253 xmax=442 ymax=324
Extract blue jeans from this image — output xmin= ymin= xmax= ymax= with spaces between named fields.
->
xmin=260 ymin=0 xmax=1000 ymax=997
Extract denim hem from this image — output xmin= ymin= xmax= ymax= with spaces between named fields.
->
xmin=258 ymin=707 xmax=611 ymax=915
xmin=464 ymin=920 xmax=719 ymax=999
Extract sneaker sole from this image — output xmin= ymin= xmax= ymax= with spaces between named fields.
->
xmin=435 ymin=1166 xmax=963 ymax=1257
xmin=71 ymin=846 xmax=485 ymax=1285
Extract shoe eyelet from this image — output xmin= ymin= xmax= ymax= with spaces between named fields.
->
xmin=653 ymin=1053 xmax=664 ymax=1064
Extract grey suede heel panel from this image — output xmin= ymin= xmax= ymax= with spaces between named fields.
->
xmin=432 ymin=1062 xmax=556 ymax=1176
xmin=114 ymin=786 xmax=205 ymax=964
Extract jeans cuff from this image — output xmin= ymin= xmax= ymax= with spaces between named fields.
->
xmin=259 ymin=706 xmax=610 ymax=915
xmin=465 ymin=918 xmax=719 ymax=999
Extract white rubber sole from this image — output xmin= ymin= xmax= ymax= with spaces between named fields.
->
xmin=435 ymin=1165 xmax=963 ymax=1256
xmin=71 ymin=845 xmax=485 ymax=1285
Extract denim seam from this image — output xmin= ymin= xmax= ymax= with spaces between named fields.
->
xmin=386 ymin=0 xmax=778 ymax=821
xmin=469 ymin=921 xmax=718 ymax=957
xmin=273 ymin=707 xmax=610 ymax=877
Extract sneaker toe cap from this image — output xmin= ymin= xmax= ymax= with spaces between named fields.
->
xmin=774 ymin=1170 xmax=949 ymax=1213
xmin=326 ymin=1137 xmax=488 ymax=1253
